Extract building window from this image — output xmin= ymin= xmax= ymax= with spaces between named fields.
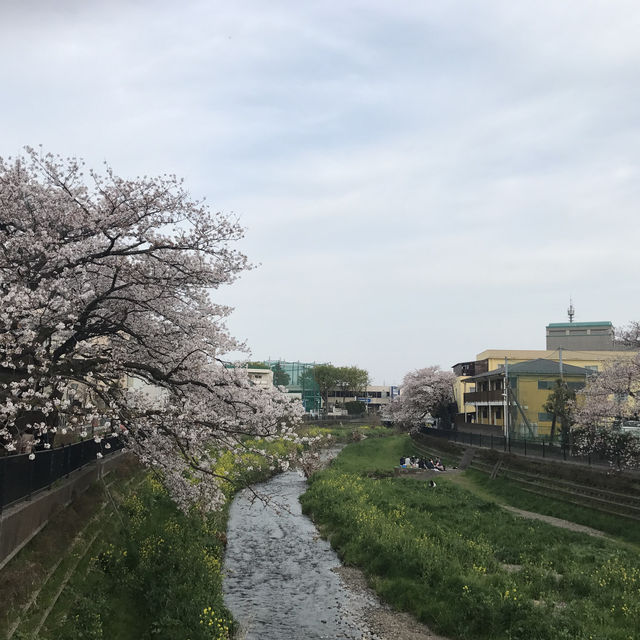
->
xmin=538 ymin=412 xmax=554 ymax=423
xmin=537 ymin=381 xmax=554 ymax=390
xmin=495 ymin=408 xmax=502 ymax=419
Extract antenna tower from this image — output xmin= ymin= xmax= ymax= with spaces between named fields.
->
xmin=567 ymin=299 xmax=575 ymax=323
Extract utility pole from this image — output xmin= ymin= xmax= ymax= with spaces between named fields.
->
xmin=503 ymin=357 xmax=509 ymax=446
xmin=559 ymin=347 xmax=563 ymax=381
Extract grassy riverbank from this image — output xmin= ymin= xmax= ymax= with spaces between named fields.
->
xmin=456 ymin=469 xmax=640 ymax=548
xmin=300 ymin=435 xmax=640 ymax=640
xmin=3 ymin=425 xmax=385 ymax=639
xmin=1 ymin=433 xmax=308 ymax=640
xmin=1 ymin=466 xmax=236 ymax=640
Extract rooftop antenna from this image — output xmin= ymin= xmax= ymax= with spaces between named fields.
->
xmin=567 ymin=298 xmax=575 ymax=323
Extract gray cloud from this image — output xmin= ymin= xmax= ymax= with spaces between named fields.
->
xmin=1 ymin=1 xmax=639 ymax=383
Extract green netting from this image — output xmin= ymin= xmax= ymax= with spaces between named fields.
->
xmin=265 ymin=360 xmax=323 ymax=413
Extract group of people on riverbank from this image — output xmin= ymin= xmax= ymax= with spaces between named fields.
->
xmin=400 ymin=456 xmax=446 ymax=472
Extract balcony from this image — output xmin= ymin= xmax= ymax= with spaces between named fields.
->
xmin=464 ymin=390 xmax=504 ymax=404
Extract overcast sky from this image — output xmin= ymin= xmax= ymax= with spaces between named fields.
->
xmin=1 ymin=1 xmax=639 ymax=384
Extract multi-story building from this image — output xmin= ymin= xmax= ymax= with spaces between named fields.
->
xmin=325 ymin=385 xmax=396 ymax=415
xmin=460 ymin=358 xmax=590 ymax=437
xmin=452 ymin=317 xmax=639 ymax=434
xmin=546 ymin=321 xmax=617 ymax=351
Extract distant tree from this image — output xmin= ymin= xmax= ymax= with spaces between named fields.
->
xmin=298 ymin=367 xmax=315 ymax=390
xmin=337 ymin=366 xmax=370 ymax=399
xmin=388 ymin=366 xmax=456 ymax=429
xmin=572 ymin=423 xmax=640 ymax=470
xmin=311 ymin=364 xmax=342 ymax=417
xmin=307 ymin=364 xmax=369 ymax=416
xmin=574 ymin=354 xmax=639 ymax=428
xmin=344 ymin=400 xmax=366 ymax=416
xmin=542 ymin=379 xmax=576 ymax=444
xmin=271 ymin=363 xmax=290 ymax=387
xmin=616 ymin=321 xmax=640 ymax=348
xmin=431 ymin=398 xmax=458 ymax=430
xmin=573 ymin=346 xmax=640 ymax=468
xmin=246 ymin=361 xmax=271 ymax=369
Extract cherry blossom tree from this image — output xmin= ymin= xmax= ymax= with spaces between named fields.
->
xmin=573 ymin=342 xmax=640 ymax=468
xmin=616 ymin=321 xmax=640 ymax=348
xmin=0 ymin=148 xmax=304 ymax=510
xmin=387 ymin=366 xmax=456 ymax=429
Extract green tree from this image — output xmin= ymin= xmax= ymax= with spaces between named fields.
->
xmin=344 ymin=400 xmax=366 ymax=416
xmin=246 ymin=361 xmax=270 ymax=369
xmin=311 ymin=364 xmax=342 ymax=416
xmin=543 ymin=379 xmax=576 ymax=444
xmin=271 ymin=363 xmax=290 ymax=387
xmin=338 ymin=366 xmax=370 ymax=399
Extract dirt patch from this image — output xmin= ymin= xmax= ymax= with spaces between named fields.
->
xmin=501 ymin=563 xmax=523 ymax=573
xmin=333 ymin=566 xmax=451 ymax=640
xmin=502 ymin=506 xmax=609 ymax=538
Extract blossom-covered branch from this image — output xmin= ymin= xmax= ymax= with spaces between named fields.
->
xmin=0 ymin=148 xmax=304 ymax=509
xmin=572 ymin=344 xmax=640 ymax=469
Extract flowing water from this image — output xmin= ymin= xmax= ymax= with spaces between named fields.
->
xmin=223 ymin=457 xmax=377 ymax=639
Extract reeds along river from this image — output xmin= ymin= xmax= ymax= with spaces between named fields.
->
xmin=223 ymin=459 xmax=374 ymax=640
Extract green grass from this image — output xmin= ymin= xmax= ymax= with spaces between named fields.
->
xmin=41 ymin=475 xmax=234 ymax=640
xmin=3 ymin=434 xmax=307 ymax=640
xmin=457 ymin=469 xmax=640 ymax=548
xmin=328 ymin=433 xmax=421 ymax=473
xmin=0 ymin=461 xmax=141 ymax=639
xmin=301 ymin=438 xmax=640 ymax=640
xmin=299 ymin=423 xmax=395 ymax=443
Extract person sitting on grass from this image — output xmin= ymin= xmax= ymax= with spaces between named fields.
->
xmin=425 ymin=458 xmax=436 ymax=470
xmin=434 ymin=458 xmax=446 ymax=472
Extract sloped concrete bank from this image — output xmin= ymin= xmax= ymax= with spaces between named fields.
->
xmin=0 ymin=451 xmax=130 ymax=570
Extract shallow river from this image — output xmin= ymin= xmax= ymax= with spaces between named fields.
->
xmin=223 ymin=463 xmax=376 ymax=639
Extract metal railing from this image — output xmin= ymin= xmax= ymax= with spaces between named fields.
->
xmin=0 ymin=435 xmax=123 ymax=512
xmin=419 ymin=427 xmax=611 ymax=467
xmin=463 ymin=390 xmax=504 ymax=403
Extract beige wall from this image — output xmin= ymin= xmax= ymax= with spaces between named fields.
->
xmin=326 ymin=385 xmax=393 ymax=412
xmin=247 ymin=368 xmax=274 ymax=388
xmin=477 ymin=349 xmax=638 ymax=373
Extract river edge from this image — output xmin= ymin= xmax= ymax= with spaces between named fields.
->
xmin=331 ymin=566 xmax=449 ymax=640
xmin=309 ymin=444 xmax=450 ymax=639
xmin=224 ymin=440 xmax=451 ymax=640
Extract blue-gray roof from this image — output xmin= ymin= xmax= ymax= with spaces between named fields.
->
xmin=464 ymin=358 xmax=590 ymax=381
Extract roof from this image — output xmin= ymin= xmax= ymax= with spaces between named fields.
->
xmin=475 ymin=348 xmax=637 ymax=361
xmin=463 ymin=358 xmax=590 ymax=381
xmin=547 ymin=321 xmax=612 ymax=328
xmin=507 ymin=359 xmax=591 ymax=376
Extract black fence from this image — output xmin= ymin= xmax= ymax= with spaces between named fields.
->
xmin=0 ymin=435 xmax=124 ymax=512
xmin=419 ymin=428 xmax=610 ymax=467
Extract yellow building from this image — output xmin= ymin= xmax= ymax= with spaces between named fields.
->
xmin=461 ymin=358 xmax=590 ymax=438
xmin=453 ymin=348 xmax=638 ymax=422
